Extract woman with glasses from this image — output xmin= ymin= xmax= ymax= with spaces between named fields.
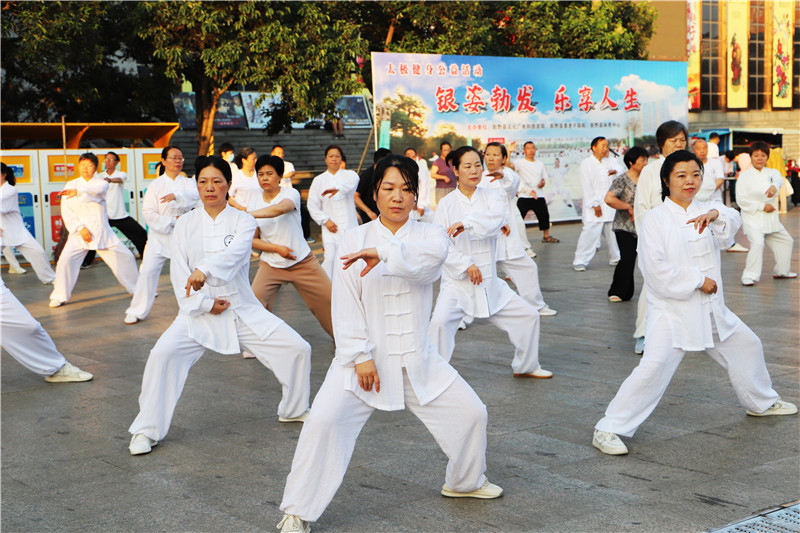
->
xmin=123 ymin=146 xmax=199 ymax=325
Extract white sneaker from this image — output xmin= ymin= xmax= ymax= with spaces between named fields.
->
xmin=129 ymin=434 xmax=157 ymax=455
xmin=526 ymin=248 xmax=537 ymax=258
xmin=513 ymin=367 xmax=553 ymax=379
xmin=8 ymin=266 xmax=26 ymax=274
xmin=773 ymin=272 xmax=798 ymax=279
xmin=49 ymin=299 xmax=64 ymax=308
xmin=634 ymin=337 xmax=645 ymax=355
xmin=592 ymin=429 xmax=628 ymax=455
xmin=538 ymin=305 xmax=558 ymax=316
xmin=124 ymin=314 xmax=139 ymax=325
xmin=573 ymin=264 xmax=587 ymax=272
xmin=242 ymin=350 xmax=256 ymax=359
xmin=277 ymin=514 xmax=310 ymax=533
xmin=441 ymin=479 xmax=503 ymax=499
xmin=278 ymin=409 xmax=310 ymax=423
xmin=609 ymin=260 xmax=619 ymax=266
xmin=727 ymin=243 xmax=749 ymax=253
xmin=746 ymin=399 xmax=798 ymax=417
xmin=45 ymin=362 xmax=93 ymax=383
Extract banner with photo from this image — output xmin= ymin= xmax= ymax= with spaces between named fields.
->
xmin=726 ymin=1 xmax=749 ymax=109
xmin=241 ymin=92 xmax=373 ymax=130
xmin=371 ymin=52 xmax=688 ymax=222
xmin=171 ymin=92 xmax=248 ymax=129
xmin=772 ymin=0 xmax=794 ymax=108
xmin=687 ymin=0 xmax=701 ymax=110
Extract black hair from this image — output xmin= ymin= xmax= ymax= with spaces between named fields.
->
xmin=324 ymin=144 xmax=343 ymax=158
xmin=709 ymin=132 xmax=720 ymax=141
xmin=271 ymin=144 xmax=284 ymax=152
xmin=161 ymin=145 xmax=182 ymax=160
xmin=590 ymin=136 xmax=606 ymax=149
xmin=724 ymin=150 xmax=736 ymax=161
xmin=659 ymin=150 xmax=703 ymax=199
xmin=749 ymin=141 xmax=770 ymax=156
xmin=446 ymin=145 xmax=484 ymax=171
xmin=255 ymin=154 xmax=285 ymax=178
xmin=79 ymin=152 xmax=99 ymax=169
xmin=234 ymin=146 xmax=257 ymax=169
xmin=404 ymin=147 xmax=418 ymax=156
xmin=485 ymin=142 xmax=508 ymax=159
xmin=371 ymin=154 xmax=419 ymax=202
xmin=219 ymin=142 xmax=235 ymax=153
xmin=655 ymin=120 xmax=688 ymax=151
xmin=623 ymin=146 xmax=649 ymax=169
xmin=523 ymin=141 xmax=535 ymax=148
xmin=373 ymin=148 xmax=392 ymax=164
xmin=1 ymin=162 xmax=16 ymax=185
xmin=106 ymin=151 xmax=120 ymax=162
xmin=440 ymin=141 xmax=452 ymax=150
xmin=195 ymin=155 xmax=233 ymax=185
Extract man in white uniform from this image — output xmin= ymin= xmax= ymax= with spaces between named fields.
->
xmin=572 ymin=137 xmax=620 ymax=271
xmin=515 ymin=142 xmax=559 ymax=244
xmin=736 ymin=141 xmax=796 ymax=285
xmin=98 ymin=152 xmax=148 ymax=257
xmin=693 ymin=139 xmax=725 ymax=203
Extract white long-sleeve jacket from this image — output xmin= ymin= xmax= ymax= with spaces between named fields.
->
xmin=307 ymin=169 xmax=360 ymax=246
xmin=578 ymin=155 xmax=614 ymax=223
xmin=170 ymin=205 xmax=283 ymax=354
xmin=142 ymin=174 xmax=200 ymax=254
xmin=0 ymin=183 xmax=32 ymax=247
xmin=332 ymin=218 xmax=458 ymax=411
xmin=638 ymin=198 xmax=742 ymax=351
xmin=735 ymin=166 xmax=786 ymax=234
xmin=60 ymin=176 xmax=120 ymax=250
xmin=479 ymin=167 xmax=525 ymax=260
xmin=435 ymin=187 xmax=515 ymax=318
xmin=633 ymin=158 xmax=665 ymax=233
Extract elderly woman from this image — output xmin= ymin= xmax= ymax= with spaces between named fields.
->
xmin=592 ymin=150 xmax=796 ymax=456
xmin=127 ymin=156 xmax=311 ymax=456
xmin=278 ymin=155 xmax=500 ymax=533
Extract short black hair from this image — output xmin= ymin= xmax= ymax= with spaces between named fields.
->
xmin=749 ymin=141 xmax=770 ymax=156
xmin=325 ymin=144 xmax=343 ymax=158
xmin=371 ymin=154 xmax=419 ymax=202
xmin=659 ymin=150 xmax=703 ymax=199
xmin=1 ymin=162 xmax=16 ymax=185
xmin=446 ymin=145 xmax=483 ymax=171
xmin=485 ymin=142 xmax=508 ymax=159
xmin=709 ymin=132 xmax=720 ymax=141
xmin=655 ymin=121 xmax=688 ymax=151
xmin=105 ymin=151 xmax=120 ymax=162
xmin=590 ymin=136 xmax=606 ymax=149
xmin=219 ymin=142 xmax=235 ymax=153
xmin=195 ymin=155 xmax=233 ymax=184
xmin=373 ymin=148 xmax=392 ymax=164
xmin=440 ymin=141 xmax=451 ymax=150
xmin=161 ymin=145 xmax=182 ymax=160
xmin=255 ymin=154 xmax=285 ymax=178
xmin=79 ymin=152 xmax=99 ymax=168
xmin=623 ymin=146 xmax=648 ymax=169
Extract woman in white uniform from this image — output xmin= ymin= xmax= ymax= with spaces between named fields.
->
xmin=0 ymin=163 xmax=56 ymax=283
xmin=277 ymin=155 xmax=501 ymax=533
xmin=124 ymin=146 xmax=199 ymax=325
xmin=128 ymin=156 xmax=312 ymax=456
xmin=306 ymin=145 xmax=360 ymax=279
xmin=481 ymin=142 xmax=556 ymax=316
xmin=228 ymin=146 xmax=260 ymax=211
xmin=49 ymin=153 xmax=139 ymax=308
xmin=247 ymin=155 xmax=333 ymax=338
xmin=592 ymin=151 xmax=797 ymax=456
xmin=428 ymin=146 xmax=552 ymax=379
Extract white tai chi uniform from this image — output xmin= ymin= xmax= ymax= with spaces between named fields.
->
xmin=279 ymin=160 xmax=296 ymax=189
xmin=307 ymin=168 xmax=360 ymax=278
xmin=128 ymin=205 xmax=311 ymax=442
xmin=429 ymin=187 xmax=542 ymax=374
xmin=0 ymin=182 xmax=55 ymax=283
xmin=410 ymin=158 xmax=434 ymax=222
xmin=280 ymin=218 xmax=488 ymax=523
xmin=480 ymin=168 xmax=547 ymax=310
xmin=549 ymin=163 xmax=573 ymax=206
xmin=230 ymin=168 xmax=262 ymax=209
xmin=0 ymin=276 xmax=68 ymax=376
xmin=696 ymin=158 xmax=725 ymax=204
xmin=50 ymin=176 xmax=138 ymax=304
xmin=124 ymin=174 xmax=199 ymax=321
xmin=573 ymin=155 xmax=620 ymax=267
xmin=630 ymin=158 xmax=665 ymax=340
xmin=736 ymin=166 xmax=794 ymax=284
xmin=595 ymin=199 xmax=779 ymax=437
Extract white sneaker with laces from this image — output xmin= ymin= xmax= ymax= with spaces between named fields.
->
xmin=277 ymin=514 xmax=310 ymax=533
xmin=593 ymin=429 xmax=628 ymax=455
xmin=129 ymin=434 xmax=157 ymax=455
xmin=441 ymin=479 xmax=503 ymax=499
xmin=538 ymin=305 xmax=558 ymax=316
xmin=45 ymin=362 xmax=93 ymax=383
xmin=746 ymin=399 xmax=798 ymax=417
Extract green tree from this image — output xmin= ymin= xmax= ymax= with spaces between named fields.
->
xmin=135 ymin=1 xmax=366 ymax=155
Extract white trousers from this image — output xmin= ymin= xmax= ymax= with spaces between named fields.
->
xmin=741 ymin=226 xmax=794 ymax=283
xmin=128 ymin=316 xmax=311 ymax=442
xmin=429 ymin=288 xmax=541 ymax=374
xmin=595 ymin=318 xmax=778 ymax=437
xmin=573 ymin=220 xmax=620 ymax=267
xmin=3 ymin=236 xmax=56 ymax=283
xmin=50 ymin=236 xmax=138 ymax=303
xmin=0 ymin=285 xmax=66 ymax=376
xmin=280 ymin=364 xmax=488 ymax=523
xmin=497 ymin=254 xmax=546 ymax=310
xmin=320 ymin=240 xmax=338 ymax=280
xmin=125 ymin=239 xmax=169 ymax=320
xmin=514 ymin=209 xmax=533 ymax=251
xmin=633 ymin=286 xmax=647 ymax=339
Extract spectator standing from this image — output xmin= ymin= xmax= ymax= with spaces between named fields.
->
xmin=431 ymin=141 xmax=457 ymax=203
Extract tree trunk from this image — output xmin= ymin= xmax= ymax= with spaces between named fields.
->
xmin=195 ymin=75 xmax=223 ymax=157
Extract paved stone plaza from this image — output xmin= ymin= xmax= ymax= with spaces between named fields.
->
xmin=2 ymin=211 xmax=798 ymax=532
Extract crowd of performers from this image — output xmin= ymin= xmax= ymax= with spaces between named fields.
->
xmin=0 ymin=120 xmax=797 ymax=532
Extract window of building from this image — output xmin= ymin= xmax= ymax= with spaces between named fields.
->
xmin=748 ymin=0 xmax=766 ymax=109
xmin=700 ymin=0 xmax=723 ymax=110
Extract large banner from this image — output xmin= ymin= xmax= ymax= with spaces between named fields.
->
xmin=372 ymin=52 xmax=688 ymax=221
xmin=687 ymin=0 xmax=702 ymax=110
xmin=772 ymin=0 xmax=795 ymax=109
xmin=726 ymin=1 xmax=749 ymax=109
xmin=172 ymin=92 xmax=248 ymax=129
xmin=240 ymin=92 xmax=373 ymax=130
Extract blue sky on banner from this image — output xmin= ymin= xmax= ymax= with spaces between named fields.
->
xmin=372 ymin=52 xmax=688 ymax=145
